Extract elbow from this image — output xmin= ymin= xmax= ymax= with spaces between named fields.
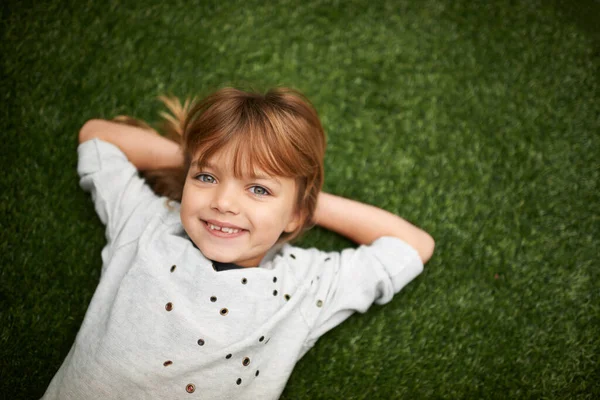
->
xmin=78 ymin=119 xmax=104 ymax=144
xmin=419 ymin=233 xmax=435 ymax=265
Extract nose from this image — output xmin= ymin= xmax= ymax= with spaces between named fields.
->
xmin=210 ymin=182 xmax=240 ymax=215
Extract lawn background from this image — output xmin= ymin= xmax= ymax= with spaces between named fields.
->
xmin=1 ymin=0 xmax=599 ymax=398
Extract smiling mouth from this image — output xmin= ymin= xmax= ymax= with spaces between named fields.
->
xmin=203 ymin=220 xmax=247 ymax=237
xmin=208 ymin=223 xmax=241 ymax=234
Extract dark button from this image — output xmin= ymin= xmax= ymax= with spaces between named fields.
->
xmin=242 ymin=357 xmax=250 ymax=366
xmin=259 ymin=336 xmax=264 ymax=342
xmin=316 ymin=300 xmax=323 ymax=307
xmin=186 ymin=383 xmax=195 ymax=393
xmin=273 ymin=277 xmax=277 ymax=283
xmin=284 ymin=294 xmax=291 ymax=301
xmin=197 ymin=339 xmax=205 ymax=346
xmin=241 ymin=278 xmax=247 ymax=284
xmin=170 ymin=265 xmax=176 ymax=272
xmin=255 ymin=370 xmax=260 ymax=377
xmin=163 ymin=360 xmax=173 ymax=367
xmin=236 ymin=378 xmax=242 ymax=385
xmin=220 ymin=308 xmax=228 ymax=316
xmin=210 ymin=296 xmax=217 ymax=302
xmin=290 ymin=254 xmax=296 ymax=259
xmin=273 ymin=290 xmax=278 ymax=296
xmin=226 ymin=354 xmax=232 ymax=359
xmin=165 ymin=302 xmax=173 ymax=311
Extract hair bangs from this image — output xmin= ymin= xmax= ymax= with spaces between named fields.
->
xmin=189 ymin=100 xmax=312 ymax=181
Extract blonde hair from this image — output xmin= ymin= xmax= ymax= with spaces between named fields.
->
xmin=115 ymin=87 xmax=326 ymax=242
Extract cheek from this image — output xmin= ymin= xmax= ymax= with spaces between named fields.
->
xmin=255 ymin=203 xmax=295 ymax=231
xmin=179 ymin=200 xmax=193 ymax=230
xmin=180 ymin=185 xmax=204 ymax=218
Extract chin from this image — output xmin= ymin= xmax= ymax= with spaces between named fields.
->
xmin=210 ymin=254 xmax=237 ymax=263
xmin=198 ymin=244 xmax=237 ymax=263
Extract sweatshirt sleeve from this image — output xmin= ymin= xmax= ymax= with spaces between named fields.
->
xmin=304 ymin=236 xmax=424 ymax=345
xmin=77 ymin=138 xmax=163 ymax=248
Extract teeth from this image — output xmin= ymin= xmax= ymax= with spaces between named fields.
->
xmin=209 ymin=223 xmax=240 ymax=234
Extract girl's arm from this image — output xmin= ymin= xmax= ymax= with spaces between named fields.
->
xmin=313 ymin=192 xmax=435 ymax=264
xmin=78 ymin=119 xmax=184 ymax=170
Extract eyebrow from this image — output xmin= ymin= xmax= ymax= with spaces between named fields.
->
xmin=192 ymin=160 xmax=282 ymax=185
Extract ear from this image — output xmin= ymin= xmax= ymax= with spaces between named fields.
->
xmin=284 ymin=209 xmax=303 ymax=233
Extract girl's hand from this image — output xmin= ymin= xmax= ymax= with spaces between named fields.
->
xmin=313 ymin=192 xmax=435 ymax=263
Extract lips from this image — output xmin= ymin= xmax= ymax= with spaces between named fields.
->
xmin=203 ymin=219 xmax=247 ymax=238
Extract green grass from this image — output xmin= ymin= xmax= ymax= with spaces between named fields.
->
xmin=1 ymin=0 xmax=599 ymax=398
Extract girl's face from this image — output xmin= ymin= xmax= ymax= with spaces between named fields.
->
xmin=180 ymin=146 xmax=301 ymax=267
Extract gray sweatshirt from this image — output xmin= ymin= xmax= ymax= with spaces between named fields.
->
xmin=41 ymin=139 xmax=423 ymax=400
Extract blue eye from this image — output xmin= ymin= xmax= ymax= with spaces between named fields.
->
xmin=196 ymin=174 xmax=216 ymax=183
xmin=249 ymin=186 xmax=270 ymax=196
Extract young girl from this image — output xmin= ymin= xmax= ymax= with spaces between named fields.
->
xmin=42 ymin=87 xmax=434 ymax=399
